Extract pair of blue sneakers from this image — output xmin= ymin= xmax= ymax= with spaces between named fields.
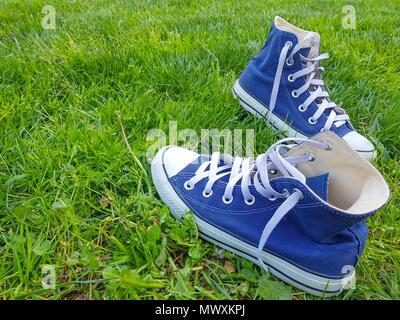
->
xmin=151 ymin=17 xmax=390 ymax=297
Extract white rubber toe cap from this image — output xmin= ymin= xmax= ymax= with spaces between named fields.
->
xmin=342 ymin=131 xmax=375 ymax=161
xmin=151 ymin=146 xmax=193 ymax=220
xmin=159 ymin=146 xmax=199 ymax=178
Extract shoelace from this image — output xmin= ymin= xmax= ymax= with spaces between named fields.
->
xmin=184 ymin=138 xmax=331 ymax=272
xmin=269 ymin=33 xmax=350 ymax=131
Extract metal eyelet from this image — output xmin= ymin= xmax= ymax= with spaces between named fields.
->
xmin=286 ymin=57 xmax=294 ymax=66
xmin=244 ymin=195 xmax=255 ymax=206
xmin=269 ymin=169 xmax=278 ymax=175
xmin=288 ymin=74 xmax=295 ymax=82
xmin=292 ymin=188 xmax=304 ymax=200
xmin=285 ymin=41 xmax=293 ymax=49
xmin=184 ymin=181 xmax=194 ymax=190
xmin=222 ymin=196 xmax=233 ymax=204
xmin=306 ymin=152 xmax=316 ymax=162
xmin=282 ymin=189 xmax=290 ymax=198
xmin=292 ymin=90 xmax=299 ymax=98
xmin=323 ymin=140 xmax=332 ymax=151
xmin=268 ymin=195 xmax=277 ymax=202
xmin=298 ymin=104 xmax=307 ymax=112
xmin=202 ymin=189 xmax=213 ymax=198
xmin=308 ymin=117 xmax=317 ymax=125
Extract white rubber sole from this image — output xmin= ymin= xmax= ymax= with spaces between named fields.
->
xmin=232 ymin=79 xmax=374 ymax=161
xmin=151 ymin=147 xmax=354 ymax=297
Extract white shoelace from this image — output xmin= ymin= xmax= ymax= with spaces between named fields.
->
xmin=269 ymin=33 xmax=350 ymax=131
xmin=184 ymin=138 xmax=331 ymax=272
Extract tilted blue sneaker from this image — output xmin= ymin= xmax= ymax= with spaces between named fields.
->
xmin=151 ymin=132 xmax=390 ymax=296
xmin=233 ymin=16 xmax=376 ymax=161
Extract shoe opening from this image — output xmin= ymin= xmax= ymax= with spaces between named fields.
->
xmin=284 ymin=132 xmax=390 ymax=214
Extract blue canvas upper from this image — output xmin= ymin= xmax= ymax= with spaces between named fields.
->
xmin=238 ymin=20 xmax=354 ymax=138
xmin=166 ymin=155 xmax=373 ymax=279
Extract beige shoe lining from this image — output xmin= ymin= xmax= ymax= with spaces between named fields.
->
xmin=284 ymin=132 xmax=390 ymax=214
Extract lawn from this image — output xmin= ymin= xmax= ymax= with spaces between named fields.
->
xmin=0 ymin=0 xmax=399 ymax=300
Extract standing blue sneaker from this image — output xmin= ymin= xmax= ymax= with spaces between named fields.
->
xmin=151 ymin=132 xmax=390 ymax=296
xmin=233 ymin=16 xmax=376 ymax=161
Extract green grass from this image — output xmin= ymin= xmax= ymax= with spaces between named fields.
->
xmin=0 ymin=0 xmax=399 ymax=300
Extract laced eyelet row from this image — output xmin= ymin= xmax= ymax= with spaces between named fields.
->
xmin=287 ymin=59 xmax=315 ymax=126
xmin=184 ymin=181 xmax=257 ymax=206
xmin=183 ymin=145 xmax=322 ymax=206
xmin=267 ymin=33 xmax=348 ymax=135
xmin=297 ymin=104 xmax=318 ymax=125
xmin=286 ymin=43 xmax=312 ymax=119
xmin=184 ymin=182 xmax=303 ymax=204
xmin=285 ymin=41 xmax=294 ymax=66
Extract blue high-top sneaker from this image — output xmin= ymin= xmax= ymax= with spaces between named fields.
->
xmin=151 ymin=132 xmax=390 ymax=297
xmin=233 ymin=16 xmax=376 ymax=161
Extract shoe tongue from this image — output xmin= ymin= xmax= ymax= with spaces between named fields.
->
xmin=305 ymin=173 xmax=329 ymax=202
xmin=304 ymin=32 xmax=321 ymax=59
